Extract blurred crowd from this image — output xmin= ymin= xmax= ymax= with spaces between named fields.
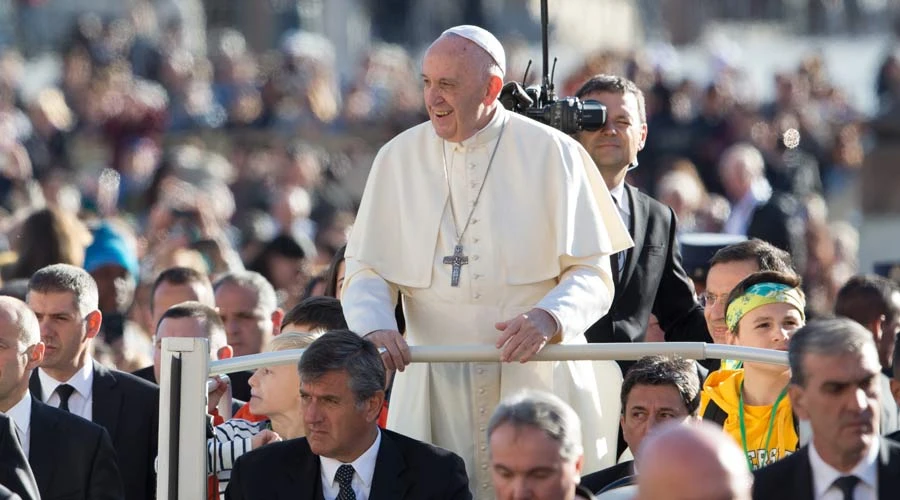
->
xmin=0 ymin=0 xmax=895 ymax=374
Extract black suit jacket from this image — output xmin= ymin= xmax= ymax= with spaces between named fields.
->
xmin=29 ymin=398 xmax=124 ymax=500
xmin=0 ymin=413 xmax=38 ymax=500
xmin=0 ymin=485 xmax=20 ymax=500
xmin=584 ymin=186 xmax=712 ymax=369
xmin=752 ymin=438 xmax=900 ymax=500
xmin=30 ymin=364 xmax=159 ymax=500
xmin=580 ymin=460 xmax=634 ymax=494
xmin=225 ymin=429 xmax=472 ymax=500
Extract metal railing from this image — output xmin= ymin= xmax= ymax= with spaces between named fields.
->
xmin=157 ymin=339 xmax=789 ymax=499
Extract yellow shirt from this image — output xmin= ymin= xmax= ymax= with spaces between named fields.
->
xmin=700 ymin=369 xmax=799 ymax=470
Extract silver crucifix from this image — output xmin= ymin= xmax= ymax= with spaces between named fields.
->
xmin=442 ymin=244 xmax=469 ymax=287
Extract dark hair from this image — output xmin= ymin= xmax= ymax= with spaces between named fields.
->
xmin=323 ymin=244 xmax=347 ymax=298
xmin=10 ymin=208 xmax=89 ymax=280
xmin=298 ymin=329 xmax=385 ymax=404
xmin=620 ymin=355 xmax=701 ymax=417
xmin=156 ymin=301 xmax=227 ymax=349
xmin=151 ymin=267 xmax=212 ymax=313
xmin=708 ymin=239 xmax=795 ymax=275
xmin=282 ymin=296 xmax=347 ymax=333
xmin=789 ymin=318 xmax=877 ymax=386
xmin=574 ymin=74 xmax=646 ymax=123
xmin=724 ymin=271 xmax=804 ymax=334
xmin=28 ymin=264 xmax=99 ymax=316
xmin=835 ymin=274 xmax=900 ymax=329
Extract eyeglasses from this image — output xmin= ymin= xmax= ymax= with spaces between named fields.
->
xmin=698 ymin=292 xmax=730 ymax=308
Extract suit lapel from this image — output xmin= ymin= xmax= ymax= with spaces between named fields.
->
xmin=618 ymin=184 xmax=645 ymax=291
xmin=28 ymin=371 xmax=43 ymax=401
xmin=877 ymin=438 xmax=900 ymax=499
xmin=368 ymin=431 xmax=407 ymax=499
xmin=92 ymin=364 xmax=121 ymax=440
xmin=295 ymin=441 xmax=323 ymax=500
xmin=796 ymin=447 xmax=815 ymax=497
xmin=28 ymin=400 xmax=59 ymax=495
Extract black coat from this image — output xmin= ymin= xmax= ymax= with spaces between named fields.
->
xmin=583 ymin=185 xmax=712 ymax=371
xmin=752 ymin=438 xmax=900 ymax=500
xmin=0 ymin=413 xmax=38 ymax=500
xmin=225 ymin=429 xmax=472 ymax=500
xmin=29 ymin=398 xmax=124 ymax=500
xmin=580 ymin=460 xmax=634 ymax=495
xmin=30 ymin=365 xmax=159 ymax=500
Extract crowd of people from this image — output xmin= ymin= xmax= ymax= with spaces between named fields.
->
xmin=1 ymin=2 xmax=900 ymax=499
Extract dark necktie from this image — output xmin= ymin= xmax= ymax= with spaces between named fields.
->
xmin=56 ymin=384 xmax=76 ymax=412
xmin=832 ymin=475 xmax=859 ymax=500
xmin=335 ymin=464 xmax=356 ymax=500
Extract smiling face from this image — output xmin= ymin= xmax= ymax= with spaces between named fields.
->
xmin=734 ymin=302 xmax=804 ymax=374
xmin=704 ymin=260 xmax=760 ymax=344
xmin=422 ymin=35 xmax=500 ymax=143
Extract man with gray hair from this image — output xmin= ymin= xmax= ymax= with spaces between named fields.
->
xmin=636 ymin=421 xmax=753 ymax=500
xmin=214 ymin=270 xmax=284 ymax=358
xmin=225 ymin=329 xmax=470 ymax=500
xmin=26 ymin=264 xmax=159 ymax=500
xmin=753 ymin=318 xmax=900 ymax=499
xmin=488 ymin=390 xmax=596 ymax=500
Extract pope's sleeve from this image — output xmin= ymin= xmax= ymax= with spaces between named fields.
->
xmin=341 ymin=257 xmax=401 ymax=335
xmin=535 ymin=254 xmax=614 ymax=343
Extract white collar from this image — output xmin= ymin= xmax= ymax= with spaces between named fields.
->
xmin=320 ymin=429 xmax=382 ymax=491
xmin=38 ymin=357 xmax=94 ymax=402
xmin=6 ymin=391 xmax=32 ymax=439
xmin=809 ymin=438 xmax=879 ymax=497
xmin=608 ymin=182 xmax=630 ymax=217
xmin=447 ymin=104 xmax=508 ymax=151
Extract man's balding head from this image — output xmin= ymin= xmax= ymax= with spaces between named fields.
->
xmin=636 ymin=422 xmax=753 ymax=500
xmin=0 ymin=296 xmax=40 ymax=348
xmin=0 ymin=296 xmax=45 ymax=412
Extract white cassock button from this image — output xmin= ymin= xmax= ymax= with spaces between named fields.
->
xmin=473 ymin=274 xmax=481 ymax=280
xmin=469 ymin=163 xmax=476 ymax=169
xmin=479 ymin=388 xmax=485 ymax=394
xmin=473 ymin=255 xmax=479 ymax=261
xmin=477 ymin=368 xmax=484 ymax=374
xmin=474 ymin=293 xmax=481 ymax=299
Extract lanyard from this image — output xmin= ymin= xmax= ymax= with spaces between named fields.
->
xmin=738 ymin=381 xmax=788 ymax=471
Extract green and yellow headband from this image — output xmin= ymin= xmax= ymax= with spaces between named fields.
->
xmin=725 ymin=282 xmax=806 ymax=333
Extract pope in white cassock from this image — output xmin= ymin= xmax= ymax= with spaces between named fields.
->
xmin=342 ymin=25 xmax=633 ymax=498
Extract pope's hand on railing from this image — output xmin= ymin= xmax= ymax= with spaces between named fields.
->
xmin=251 ymin=429 xmax=281 ymax=450
xmin=495 ymin=308 xmax=557 ymax=363
xmin=364 ymin=329 xmax=411 ymax=372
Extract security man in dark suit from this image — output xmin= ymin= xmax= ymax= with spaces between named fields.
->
xmin=574 ymin=75 xmax=710 ymax=363
xmin=226 ymin=329 xmax=471 ymax=500
xmin=25 ymin=264 xmax=158 ymax=500
xmin=753 ymin=319 xmax=900 ymax=499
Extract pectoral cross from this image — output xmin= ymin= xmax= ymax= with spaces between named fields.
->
xmin=442 ymin=244 xmax=469 ymax=287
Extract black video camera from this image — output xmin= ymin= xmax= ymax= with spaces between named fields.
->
xmin=499 ymin=81 xmax=606 ymax=134
xmin=498 ymin=0 xmax=607 ymax=135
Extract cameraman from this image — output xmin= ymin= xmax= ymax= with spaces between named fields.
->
xmin=575 ymin=75 xmax=710 ymax=361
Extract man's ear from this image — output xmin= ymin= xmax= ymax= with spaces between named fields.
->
xmin=271 ymin=308 xmax=284 ymax=336
xmin=789 ymin=384 xmax=809 ymax=420
xmin=85 ymin=310 xmax=103 ymax=340
xmin=890 ymin=378 xmax=900 ymax=407
xmin=870 ymin=316 xmax=885 ymax=342
xmin=216 ymin=345 xmax=234 ymax=361
xmin=365 ymin=390 xmax=386 ymax=423
xmin=574 ymin=454 xmax=585 ymax=475
xmin=485 ymin=75 xmax=503 ymax=105
xmin=27 ymin=342 xmax=45 ymax=369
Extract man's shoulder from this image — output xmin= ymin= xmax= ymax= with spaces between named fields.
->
xmin=237 ymin=437 xmax=311 ymax=469
xmin=31 ymin=399 xmax=108 ymax=441
xmin=97 ymin=365 xmax=159 ymax=394
xmin=753 ymin=446 xmax=806 ymax=482
xmin=378 ymin=120 xmax=434 ymax=152
xmin=381 ymin=428 xmax=463 ymax=464
xmin=629 ymin=186 xmax=675 ymax=220
xmin=580 ymin=460 xmax=633 ymax=493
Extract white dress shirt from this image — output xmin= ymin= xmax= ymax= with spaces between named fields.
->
xmin=608 ymin=181 xmax=631 ymax=274
xmin=320 ymin=429 xmax=382 ymax=500
xmin=809 ymin=439 xmax=879 ymax=500
xmin=6 ymin=391 xmax=33 ymax=457
xmin=38 ymin=358 xmax=94 ymax=421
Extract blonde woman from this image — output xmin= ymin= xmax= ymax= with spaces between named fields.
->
xmin=700 ymin=270 xmax=806 ymax=471
xmin=208 ymin=333 xmax=319 ymax=497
